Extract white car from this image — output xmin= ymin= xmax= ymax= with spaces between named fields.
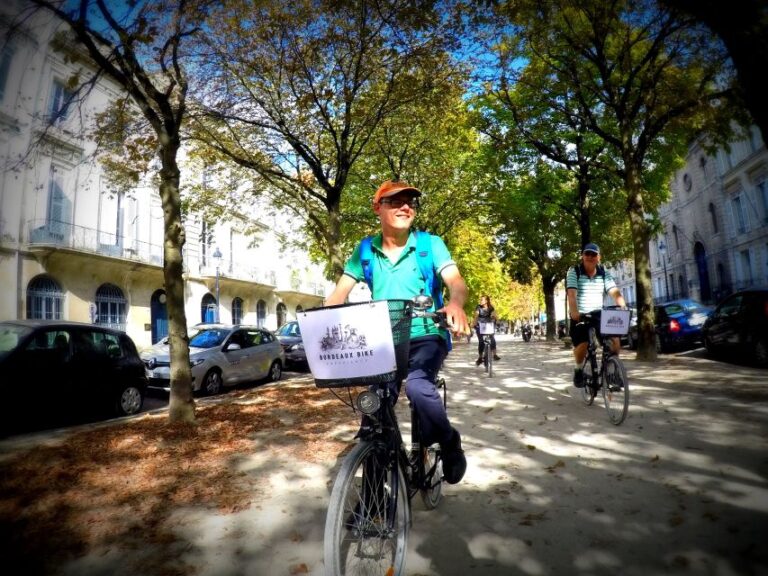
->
xmin=142 ymin=324 xmax=284 ymax=395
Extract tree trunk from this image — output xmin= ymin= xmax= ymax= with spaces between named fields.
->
xmin=158 ymin=143 xmax=195 ymax=423
xmin=542 ymin=273 xmax=558 ymax=341
xmin=327 ymin=198 xmax=346 ymax=282
xmin=626 ymin=167 xmax=658 ymax=362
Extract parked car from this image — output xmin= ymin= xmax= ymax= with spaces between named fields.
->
xmin=702 ymin=288 xmax=768 ymax=367
xmin=0 ymin=320 xmax=147 ymax=432
xmin=627 ymin=299 xmax=712 ymax=353
xmin=141 ymin=324 xmax=284 ymax=395
xmin=275 ymin=320 xmax=307 ymax=368
xmin=144 ymin=324 xmax=205 ymax=356
xmin=620 ymin=307 xmax=638 ymax=347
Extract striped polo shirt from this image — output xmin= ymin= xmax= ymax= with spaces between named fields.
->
xmin=565 ymin=264 xmax=617 ymax=314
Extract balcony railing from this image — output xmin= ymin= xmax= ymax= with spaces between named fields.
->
xmin=27 ymin=219 xmax=163 ymax=266
xmin=27 ymin=219 xmax=325 ymax=295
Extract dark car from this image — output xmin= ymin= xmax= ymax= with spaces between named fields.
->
xmin=627 ymin=299 xmax=711 ymax=353
xmin=275 ymin=320 xmax=306 ymax=368
xmin=0 ymin=320 xmax=147 ymax=432
xmin=702 ymin=288 xmax=768 ymax=367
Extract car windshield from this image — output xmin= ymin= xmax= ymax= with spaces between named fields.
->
xmin=277 ymin=323 xmax=300 ymax=337
xmin=189 ymin=329 xmax=229 ymax=349
xmin=665 ymin=302 xmax=705 ymax=315
xmin=0 ymin=324 xmax=33 ymax=359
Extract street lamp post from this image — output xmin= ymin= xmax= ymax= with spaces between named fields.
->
xmin=658 ymin=241 xmax=669 ymax=300
xmin=213 ymin=246 xmax=223 ymax=323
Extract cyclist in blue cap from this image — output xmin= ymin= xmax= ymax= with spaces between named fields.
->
xmin=566 ymin=243 xmax=627 ymax=388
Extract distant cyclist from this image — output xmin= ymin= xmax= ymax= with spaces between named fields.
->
xmin=566 ymin=243 xmax=626 ymax=388
xmin=473 ymin=294 xmax=500 ymax=365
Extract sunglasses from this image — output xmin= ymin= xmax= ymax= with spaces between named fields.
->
xmin=379 ymin=197 xmax=420 ymax=209
xmin=583 ymin=251 xmax=598 ymax=257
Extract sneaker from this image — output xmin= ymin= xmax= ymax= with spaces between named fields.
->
xmin=573 ymin=368 xmax=584 ymax=388
xmin=441 ymin=428 xmax=466 ymax=484
xmin=493 ymin=354 xmax=501 ymax=361
xmin=475 ymin=357 xmax=483 ymax=366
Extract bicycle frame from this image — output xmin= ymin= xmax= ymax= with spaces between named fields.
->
xmin=321 ymin=296 xmax=449 ymax=574
xmin=579 ymin=309 xmax=630 ymax=425
xmin=357 ymin=380 xmax=442 ymax=507
xmin=585 ymin=324 xmax=610 ymax=388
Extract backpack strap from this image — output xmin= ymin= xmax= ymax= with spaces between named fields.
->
xmin=415 ymin=230 xmax=444 ymax=309
xmin=415 ymin=231 xmax=452 ymax=351
xmin=574 ymin=263 xmax=606 ymax=291
xmin=359 ymin=236 xmax=375 ymax=291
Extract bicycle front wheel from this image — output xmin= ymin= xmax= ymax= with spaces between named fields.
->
xmin=324 ymin=440 xmax=410 ymax=576
xmin=602 ymin=356 xmax=629 ymax=425
xmin=580 ymin=359 xmax=596 ymax=406
xmin=487 ymin=348 xmax=493 ymax=377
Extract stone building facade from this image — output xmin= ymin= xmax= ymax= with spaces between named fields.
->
xmin=0 ymin=3 xmax=331 ymax=351
xmin=610 ymin=126 xmax=768 ymax=306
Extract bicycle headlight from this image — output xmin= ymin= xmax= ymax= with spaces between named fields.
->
xmin=356 ymin=390 xmax=380 ymax=415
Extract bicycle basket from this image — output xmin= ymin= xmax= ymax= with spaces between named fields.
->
xmin=478 ymin=320 xmax=495 ymax=335
xmin=600 ymin=308 xmax=631 ymax=335
xmin=297 ymin=299 xmax=413 ymax=388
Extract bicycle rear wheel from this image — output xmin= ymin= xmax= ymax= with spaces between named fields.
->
xmin=436 ymin=375 xmax=447 ymax=409
xmin=419 ymin=444 xmax=443 ymax=510
xmin=602 ymin=356 xmax=629 ymax=425
xmin=324 ymin=440 xmax=409 ymax=576
xmin=580 ymin=359 xmax=596 ymax=406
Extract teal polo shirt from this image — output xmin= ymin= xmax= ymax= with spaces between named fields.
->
xmin=343 ymin=232 xmax=455 ymax=340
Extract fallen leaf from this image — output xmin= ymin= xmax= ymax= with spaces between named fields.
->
xmin=526 ymin=445 xmax=536 ymax=451
xmin=669 ymin=514 xmax=685 ymax=527
xmin=289 ymin=563 xmax=309 ymax=574
xmin=545 ymin=460 xmax=565 ymax=472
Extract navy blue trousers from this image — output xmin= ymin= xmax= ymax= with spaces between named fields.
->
xmin=402 ymin=336 xmax=452 ymax=447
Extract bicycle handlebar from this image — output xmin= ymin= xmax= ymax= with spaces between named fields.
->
xmin=578 ymin=305 xmax=628 ymax=323
xmin=410 ymin=293 xmax=449 ymax=329
xmin=412 ymin=307 xmax=449 ymax=329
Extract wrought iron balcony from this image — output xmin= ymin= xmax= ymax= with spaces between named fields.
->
xmin=27 ymin=219 xmax=163 ymax=266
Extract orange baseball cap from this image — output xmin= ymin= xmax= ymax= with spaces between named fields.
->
xmin=373 ymin=179 xmax=422 ymax=204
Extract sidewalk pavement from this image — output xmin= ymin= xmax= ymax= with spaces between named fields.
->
xmin=4 ymin=334 xmax=768 ymax=576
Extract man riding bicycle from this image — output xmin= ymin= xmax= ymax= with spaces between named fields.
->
xmin=324 ymin=179 xmax=470 ymax=484
xmin=566 ymin=243 xmax=627 ymax=388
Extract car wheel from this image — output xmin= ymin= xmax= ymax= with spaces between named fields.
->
xmin=655 ymin=334 xmax=664 ymax=354
xmin=628 ymin=331 xmax=637 ymax=350
xmin=116 ymin=385 xmax=144 ymax=416
xmin=704 ymin=334 xmax=717 ymax=356
xmin=202 ymin=369 xmax=223 ymax=395
xmin=753 ymin=338 xmax=768 ymax=367
xmin=268 ymin=360 xmax=282 ymax=382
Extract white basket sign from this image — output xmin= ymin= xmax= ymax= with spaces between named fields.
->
xmin=478 ymin=320 xmax=495 ymax=335
xmin=600 ymin=309 xmax=631 ymax=335
xmin=297 ymin=301 xmax=397 ymax=380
